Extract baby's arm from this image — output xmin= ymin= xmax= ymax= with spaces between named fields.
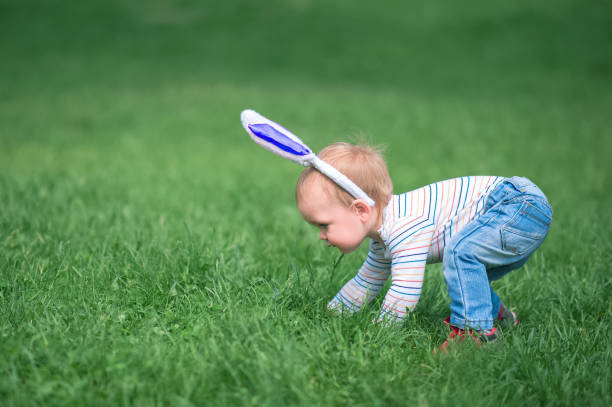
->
xmin=328 ymin=241 xmax=391 ymax=314
xmin=377 ymin=221 xmax=435 ymax=323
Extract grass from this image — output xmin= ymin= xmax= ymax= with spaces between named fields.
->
xmin=1 ymin=0 xmax=611 ymax=405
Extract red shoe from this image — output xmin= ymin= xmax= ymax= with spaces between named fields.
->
xmin=436 ymin=323 xmax=498 ymax=353
xmin=497 ymin=304 xmax=519 ymax=327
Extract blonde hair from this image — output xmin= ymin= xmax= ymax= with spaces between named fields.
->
xmin=295 ymin=142 xmax=393 ymax=209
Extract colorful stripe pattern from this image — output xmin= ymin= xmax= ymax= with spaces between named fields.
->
xmin=329 ymin=176 xmax=505 ymax=322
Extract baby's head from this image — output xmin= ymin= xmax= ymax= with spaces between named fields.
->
xmin=295 ymin=142 xmax=393 ymax=253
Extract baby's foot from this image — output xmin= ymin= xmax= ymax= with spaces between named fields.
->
xmin=436 ymin=324 xmax=498 ymax=353
xmin=497 ymin=304 xmax=519 ymax=327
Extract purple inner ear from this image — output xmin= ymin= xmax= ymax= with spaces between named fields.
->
xmin=248 ymin=124 xmax=311 ymax=156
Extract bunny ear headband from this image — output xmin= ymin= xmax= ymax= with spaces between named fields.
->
xmin=240 ymin=109 xmax=375 ymax=207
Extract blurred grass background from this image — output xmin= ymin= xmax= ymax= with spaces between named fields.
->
xmin=1 ymin=0 xmax=611 ymax=406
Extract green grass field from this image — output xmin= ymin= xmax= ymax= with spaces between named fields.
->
xmin=1 ymin=0 xmax=611 ymax=405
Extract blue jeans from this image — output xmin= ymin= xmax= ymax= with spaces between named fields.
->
xmin=442 ymin=177 xmax=552 ymax=331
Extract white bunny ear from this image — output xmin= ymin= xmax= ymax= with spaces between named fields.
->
xmin=240 ymin=109 xmax=376 ymax=207
xmin=240 ymin=109 xmax=315 ymax=166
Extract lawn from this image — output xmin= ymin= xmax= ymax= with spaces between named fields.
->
xmin=1 ymin=0 xmax=611 ymax=405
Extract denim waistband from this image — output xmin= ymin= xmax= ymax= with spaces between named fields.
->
xmin=485 ymin=176 xmax=549 ymax=211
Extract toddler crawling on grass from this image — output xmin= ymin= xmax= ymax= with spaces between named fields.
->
xmin=295 ymin=142 xmax=552 ymax=349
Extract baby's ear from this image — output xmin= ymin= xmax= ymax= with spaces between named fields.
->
xmin=352 ymin=199 xmax=373 ymax=222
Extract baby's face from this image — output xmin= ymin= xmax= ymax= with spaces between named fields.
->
xmin=297 ymin=181 xmax=369 ymax=254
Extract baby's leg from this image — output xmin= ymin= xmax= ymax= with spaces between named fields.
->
xmin=443 ymin=215 xmax=507 ymax=332
xmin=443 ymin=177 xmax=552 ymax=332
xmin=487 ymin=258 xmax=528 ymax=323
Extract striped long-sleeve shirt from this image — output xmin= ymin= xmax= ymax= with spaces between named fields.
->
xmin=328 ymin=175 xmax=505 ymax=322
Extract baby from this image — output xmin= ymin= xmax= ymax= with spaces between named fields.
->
xmin=296 ymin=142 xmax=552 ymax=347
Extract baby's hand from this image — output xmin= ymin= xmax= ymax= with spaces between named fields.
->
xmin=327 ymin=298 xmax=344 ymax=314
xmin=374 ymin=314 xmax=403 ymax=327
xmin=327 ymin=297 xmax=360 ymax=314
